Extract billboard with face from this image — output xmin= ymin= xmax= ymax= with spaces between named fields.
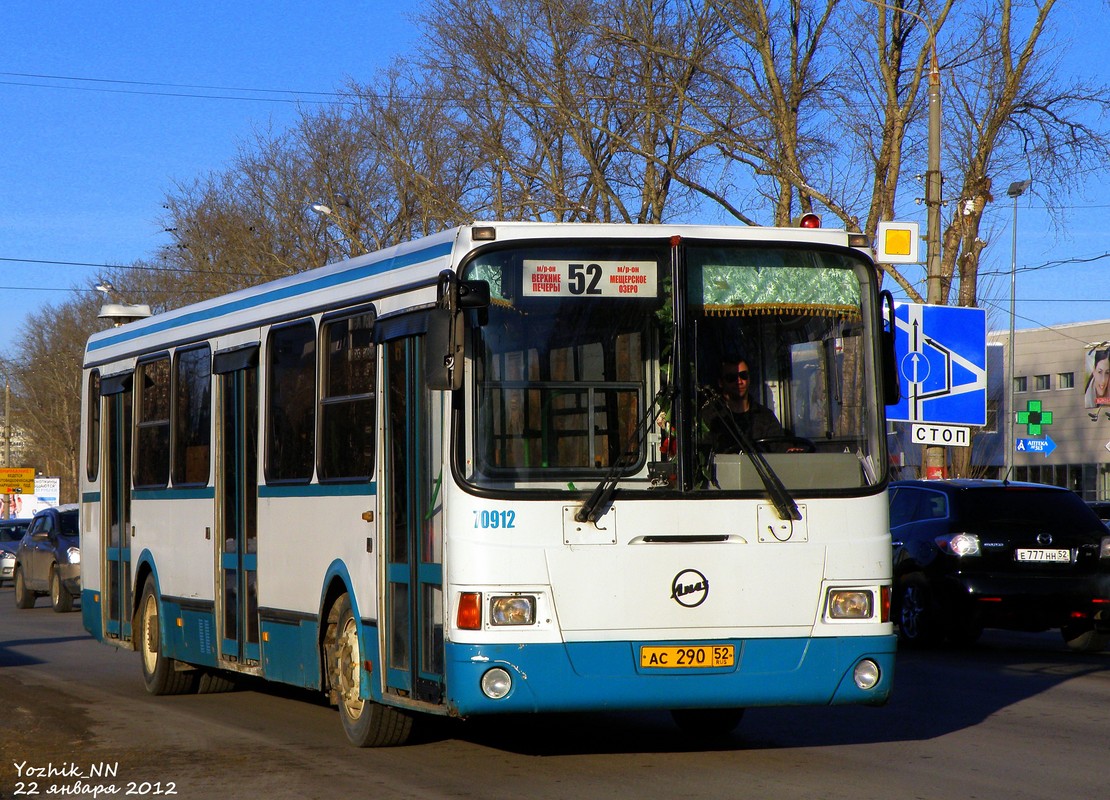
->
xmin=1084 ymin=347 xmax=1110 ymax=408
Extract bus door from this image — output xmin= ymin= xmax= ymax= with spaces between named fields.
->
xmin=215 ymin=350 xmax=260 ymax=664
xmin=381 ymin=332 xmax=445 ymax=704
xmin=102 ymin=374 xmax=133 ymax=641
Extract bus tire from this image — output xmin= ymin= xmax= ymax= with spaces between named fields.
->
xmin=196 ymin=669 xmax=237 ymax=694
xmin=325 ymin=593 xmax=413 ymax=747
xmin=138 ymin=577 xmax=196 ymax=695
xmin=670 ymin=708 xmax=745 ymax=738
xmin=13 ymin=565 xmax=36 ymax=609
xmin=50 ymin=567 xmax=74 ymax=613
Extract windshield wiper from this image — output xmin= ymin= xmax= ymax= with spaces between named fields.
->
xmin=576 ymin=387 xmax=672 ymax=524
xmin=702 ymin=390 xmax=801 ymax=521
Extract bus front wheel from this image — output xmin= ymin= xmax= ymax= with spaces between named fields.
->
xmin=325 ymin=592 xmax=413 ymax=747
xmin=138 ymin=577 xmax=196 ymax=695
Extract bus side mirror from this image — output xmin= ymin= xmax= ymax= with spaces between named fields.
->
xmin=425 ymin=274 xmax=490 ymax=391
xmin=880 ymin=290 xmax=901 ymax=405
xmin=426 ymin=307 xmax=463 ymax=391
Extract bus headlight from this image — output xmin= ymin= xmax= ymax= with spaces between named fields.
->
xmin=481 ymin=667 xmax=513 ymax=699
xmin=827 ymin=589 xmax=874 ymax=619
xmin=490 ymin=595 xmax=536 ymax=626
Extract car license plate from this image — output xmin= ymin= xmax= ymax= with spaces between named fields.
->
xmin=1015 ymin=548 xmax=1071 ymax=563
xmin=640 ymin=644 xmax=735 ymax=669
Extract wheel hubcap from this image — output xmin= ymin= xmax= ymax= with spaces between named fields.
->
xmin=142 ymin=594 xmax=160 ymax=674
xmin=337 ymin=616 xmax=364 ymax=720
xmin=901 ymin=586 xmax=922 ymax=638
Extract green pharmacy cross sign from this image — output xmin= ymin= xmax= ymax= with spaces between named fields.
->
xmin=1016 ymin=400 xmax=1053 ymax=436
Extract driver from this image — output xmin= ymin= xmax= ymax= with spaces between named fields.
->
xmin=705 ymin=357 xmax=786 ymax=452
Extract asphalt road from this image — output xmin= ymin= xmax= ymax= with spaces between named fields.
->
xmin=2 ymin=585 xmax=1107 ymax=800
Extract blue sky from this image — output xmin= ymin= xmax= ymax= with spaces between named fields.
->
xmin=1 ymin=1 xmax=1108 ymax=356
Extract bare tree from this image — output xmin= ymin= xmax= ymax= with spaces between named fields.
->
xmin=8 ymin=293 xmax=103 ymax=503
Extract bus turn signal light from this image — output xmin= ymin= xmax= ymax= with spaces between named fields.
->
xmin=457 ymin=592 xmax=482 ymax=630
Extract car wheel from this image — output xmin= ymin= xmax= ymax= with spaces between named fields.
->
xmin=138 ymin=577 xmax=197 ymax=695
xmin=670 ymin=708 xmax=745 ymax=738
xmin=325 ymin=592 xmax=413 ymax=747
xmin=50 ymin=567 xmax=74 ymax=613
xmin=1061 ymin=622 xmax=1110 ymax=653
xmin=13 ymin=565 xmax=36 ymax=609
xmin=897 ymin=574 xmax=943 ymax=646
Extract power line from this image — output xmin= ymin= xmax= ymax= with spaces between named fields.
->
xmin=0 ymin=70 xmax=350 ymax=104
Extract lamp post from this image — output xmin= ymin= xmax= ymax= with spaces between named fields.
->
xmin=1005 ymin=179 xmax=1032 ymax=479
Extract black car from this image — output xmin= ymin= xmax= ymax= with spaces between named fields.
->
xmin=12 ymin=504 xmax=80 ymax=612
xmin=1087 ymin=500 xmax=1110 ymax=522
xmin=889 ymin=480 xmax=1110 ymax=651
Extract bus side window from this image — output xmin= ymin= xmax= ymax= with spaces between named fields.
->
xmin=266 ymin=321 xmax=317 ymax=482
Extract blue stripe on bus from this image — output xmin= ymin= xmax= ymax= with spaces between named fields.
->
xmin=441 ymin=636 xmax=896 ymax=716
xmin=94 ymin=483 xmax=376 ymax=501
xmin=87 ymin=240 xmax=454 ymax=352
xmin=133 ymin=486 xmax=216 ymax=501
xmin=259 ymin=482 xmax=376 ymax=498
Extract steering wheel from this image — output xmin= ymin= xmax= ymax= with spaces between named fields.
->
xmin=753 ymin=435 xmax=816 ymax=454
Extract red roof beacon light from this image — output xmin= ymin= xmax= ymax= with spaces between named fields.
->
xmin=797 ymin=213 xmax=821 ymax=229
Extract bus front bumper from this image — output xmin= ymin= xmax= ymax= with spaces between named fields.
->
xmin=443 ymin=634 xmax=896 ymax=717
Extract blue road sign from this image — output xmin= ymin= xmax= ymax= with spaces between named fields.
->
xmin=887 ymin=303 xmax=987 ymax=425
xmin=1015 ymin=436 xmax=1056 ymax=457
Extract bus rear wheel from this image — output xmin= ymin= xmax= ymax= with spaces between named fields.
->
xmin=325 ymin=593 xmax=413 ymax=747
xmin=138 ymin=577 xmax=196 ymax=695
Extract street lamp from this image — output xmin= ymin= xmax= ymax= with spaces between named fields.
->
xmin=1005 ymin=178 xmax=1032 ymax=480
xmin=94 ymin=279 xmax=151 ymax=326
xmin=308 ymin=194 xmax=367 ymax=257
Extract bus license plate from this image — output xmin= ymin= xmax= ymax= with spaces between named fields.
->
xmin=640 ymin=645 xmax=735 ymax=669
xmin=1016 ymin=548 xmax=1071 ymax=563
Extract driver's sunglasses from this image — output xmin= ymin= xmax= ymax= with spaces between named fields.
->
xmin=723 ymin=370 xmax=750 ymax=381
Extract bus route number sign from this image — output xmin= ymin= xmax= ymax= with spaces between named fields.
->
xmin=522 ymin=259 xmax=658 ymax=298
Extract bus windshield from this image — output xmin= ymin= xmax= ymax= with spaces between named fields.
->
xmin=462 ymin=238 xmax=885 ymax=494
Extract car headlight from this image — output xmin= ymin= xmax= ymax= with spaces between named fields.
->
xmin=1101 ymin=536 xmax=1110 ymax=559
xmin=489 ymin=595 xmax=536 ymax=626
xmin=66 ymin=546 xmax=81 ymax=565
xmin=936 ymin=533 xmax=981 ymax=557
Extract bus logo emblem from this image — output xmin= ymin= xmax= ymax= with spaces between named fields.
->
xmin=671 ymin=569 xmax=709 ymax=607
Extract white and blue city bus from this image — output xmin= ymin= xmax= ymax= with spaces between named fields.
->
xmin=80 ymin=221 xmax=899 ymax=746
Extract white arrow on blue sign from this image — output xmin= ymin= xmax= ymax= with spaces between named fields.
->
xmin=887 ymin=303 xmax=987 ymax=426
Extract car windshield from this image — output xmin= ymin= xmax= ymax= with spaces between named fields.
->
xmin=57 ymin=512 xmax=79 ymax=537
xmin=0 ymin=525 xmax=27 ymax=542
xmin=956 ymin=488 xmax=1102 ymax=529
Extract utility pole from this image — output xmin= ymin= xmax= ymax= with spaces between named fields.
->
xmin=3 ymin=379 xmax=9 ymax=519
xmin=922 ymin=27 xmax=947 ymax=479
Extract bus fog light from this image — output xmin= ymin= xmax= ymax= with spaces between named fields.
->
xmin=828 ymin=589 xmax=873 ymax=619
xmin=853 ymin=659 xmax=881 ymax=690
xmin=490 ymin=595 xmax=536 ymax=626
xmin=481 ymin=667 xmax=513 ymax=699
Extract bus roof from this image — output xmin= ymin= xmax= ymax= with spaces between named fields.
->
xmin=84 ymin=221 xmax=866 ymax=369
